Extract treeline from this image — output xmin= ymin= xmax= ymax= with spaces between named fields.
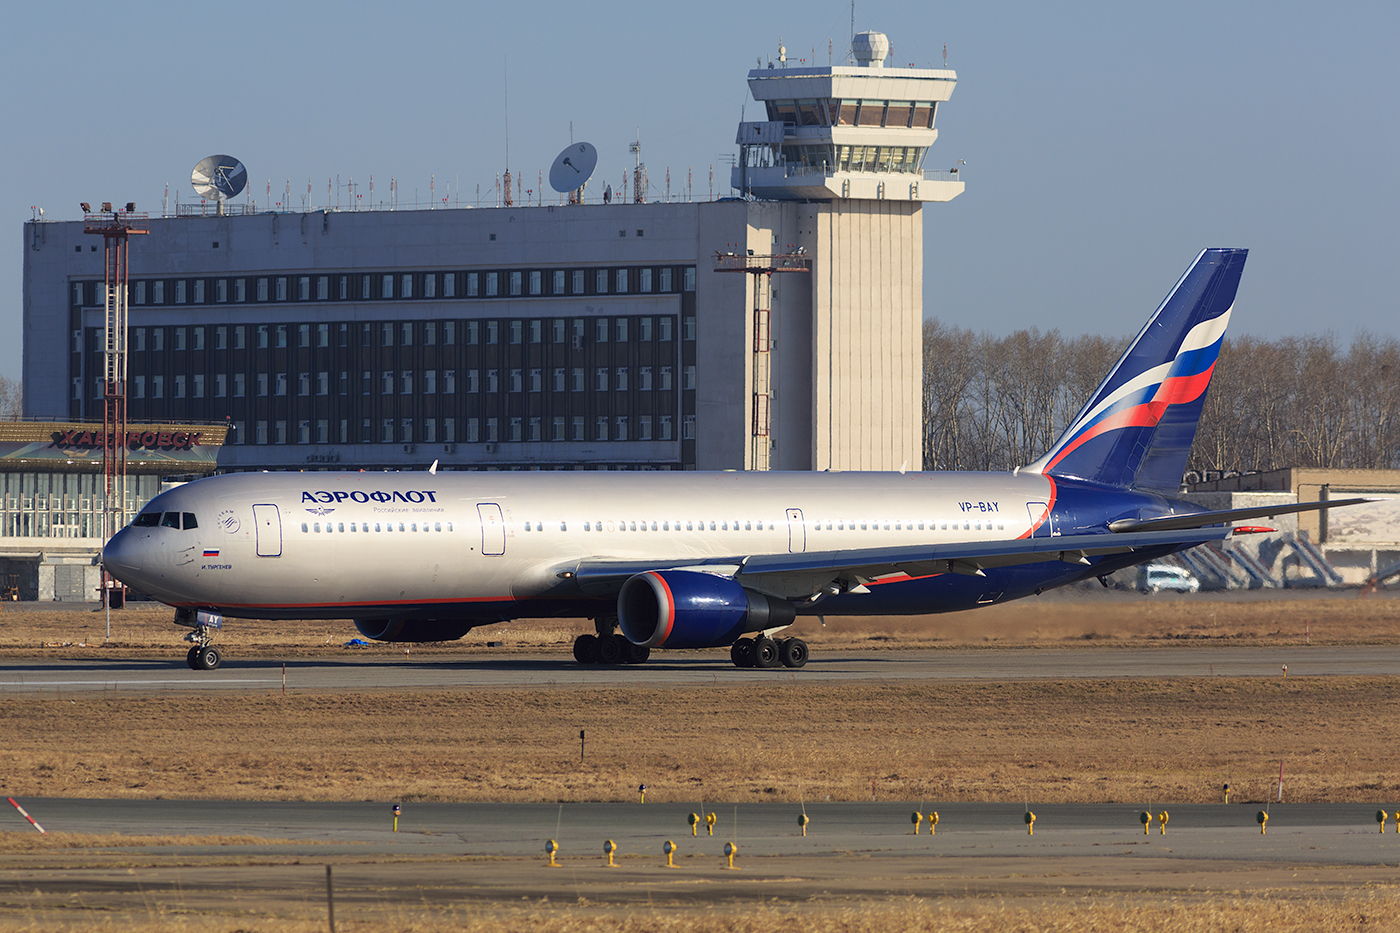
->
xmin=922 ymin=321 xmax=1400 ymax=475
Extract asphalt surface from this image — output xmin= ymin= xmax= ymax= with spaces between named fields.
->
xmin=3 ymin=645 xmax=1400 ymax=694
xmin=6 ymin=798 xmax=1400 ymax=920
xmin=11 ymin=798 xmax=1400 ymax=866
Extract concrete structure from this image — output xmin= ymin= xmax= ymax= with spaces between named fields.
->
xmin=22 ymin=30 xmax=957 ymax=480
xmin=1187 ymin=468 xmax=1400 ymax=586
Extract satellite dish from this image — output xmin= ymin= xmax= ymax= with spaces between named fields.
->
xmin=191 ymin=155 xmax=248 ymax=201
xmin=549 ymin=142 xmax=597 ymax=194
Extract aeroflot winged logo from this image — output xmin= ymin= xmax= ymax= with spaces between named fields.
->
xmin=302 ymin=490 xmax=439 ymax=504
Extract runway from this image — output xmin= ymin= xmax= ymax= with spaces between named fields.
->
xmin=3 ymin=644 xmax=1400 ymax=694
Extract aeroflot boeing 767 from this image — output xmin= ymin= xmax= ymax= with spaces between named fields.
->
xmin=102 ymin=248 xmax=1365 ymax=671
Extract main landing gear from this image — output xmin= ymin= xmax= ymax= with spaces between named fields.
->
xmin=175 ymin=607 xmax=224 ymax=671
xmin=573 ymin=616 xmax=650 ymax=665
xmin=730 ymin=635 xmax=808 ymax=669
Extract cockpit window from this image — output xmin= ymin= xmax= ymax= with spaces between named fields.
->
xmin=183 ymin=513 xmax=198 ymax=529
xmin=133 ymin=512 xmax=161 ymax=527
xmin=160 ymin=512 xmax=181 ymax=529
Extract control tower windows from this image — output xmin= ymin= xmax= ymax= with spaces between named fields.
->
xmin=836 ymin=99 xmax=858 ymax=125
xmin=885 ymin=101 xmax=913 ymax=128
xmin=857 ymin=100 xmax=885 ymax=126
xmin=772 ymin=100 xmax=798 ymax=126
xmin=797 ymin=99 xmax=825 ymax=126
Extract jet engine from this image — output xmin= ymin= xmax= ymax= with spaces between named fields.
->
xmin=617 ymin=570 xmax=796 ymax=649
xmin=354 ymin=618 xmax=475 ymax=643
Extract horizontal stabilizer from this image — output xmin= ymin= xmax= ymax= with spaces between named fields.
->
xmin=1107 ymin=498 xmax=1377 ymax=533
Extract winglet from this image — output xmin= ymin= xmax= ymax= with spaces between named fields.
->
xmin=428 ymin=459 xmax=439 ymax=475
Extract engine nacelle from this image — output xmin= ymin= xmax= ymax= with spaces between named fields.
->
xmin=617 ymin=570 xmax=796 ymax=649
xmin=354 ymin=618 xmax=475 ymax=643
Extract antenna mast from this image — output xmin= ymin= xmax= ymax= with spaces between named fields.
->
xmin=503 ymin=57 xmax=513 ymax=207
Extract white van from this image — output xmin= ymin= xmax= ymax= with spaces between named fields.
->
xmin=1142 ymin=564 xmax=1200 ymax=594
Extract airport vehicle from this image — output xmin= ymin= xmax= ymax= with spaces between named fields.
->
xmin=102 ymin=248 xmax=1366 ymax=671
xmin=1141 ymin=563 xmax=1201 ymax=594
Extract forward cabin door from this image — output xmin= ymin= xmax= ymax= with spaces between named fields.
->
xmin=786 ymin=508 xmax=806 ymax=553
xmin=252 ymin=504 xmax=282 ymax=557
xmin=478 ymin=503 xmax=506 ymax=556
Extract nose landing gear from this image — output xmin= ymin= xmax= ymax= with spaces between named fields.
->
xmin=175 ymin=608 xmax=224 ymax=671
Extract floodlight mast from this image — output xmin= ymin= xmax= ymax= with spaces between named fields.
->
xmin=84 ymin=205 xmax=148 ymax=613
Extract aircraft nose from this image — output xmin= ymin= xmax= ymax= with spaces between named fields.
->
xmin=102 ymin=527 xmax=145 ymax=585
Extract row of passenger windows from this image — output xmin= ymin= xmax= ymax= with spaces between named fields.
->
xmin=524 ymin=519 xmax=1008 ymax=533
xmin=302 ymin=521 xmax=454 ymax=534
xmin=76 ymin=267 xmax=698 ymax=308
xmin=98 ymin=315 xmax=686 ymax=353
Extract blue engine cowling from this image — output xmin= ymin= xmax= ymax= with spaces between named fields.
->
xmin=617 ymin=570 xmax=796 ymax=649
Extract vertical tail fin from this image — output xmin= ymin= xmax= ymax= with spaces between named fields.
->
xmin=1023 ymin=248 xmax=1247 ymax=492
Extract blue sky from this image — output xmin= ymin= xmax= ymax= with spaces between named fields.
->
xmin=3 ymin=1 xmax=1396 ymax=383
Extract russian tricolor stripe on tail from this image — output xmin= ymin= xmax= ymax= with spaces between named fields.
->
xmin=1024 ymin=248 xmax=1247 ymax=493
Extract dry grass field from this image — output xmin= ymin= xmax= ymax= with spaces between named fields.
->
xmin=3 ymin=893 xmax=1400 ymax=933
xmin=5 ymin=675 xmax=1400 ymax=803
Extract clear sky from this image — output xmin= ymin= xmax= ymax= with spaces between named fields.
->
xmin=3 ymin=1 xmax=1396 ymax=383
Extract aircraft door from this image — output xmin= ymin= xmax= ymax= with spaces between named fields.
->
xmin=478 ymin=503 xmax=506 ymax=556
xmin=1026 ymin=501 xmax=1053 ymax=539
xmin=786 ymin=508 xmax=806 ymax=553
xmin=252 ymin=504 xmax=282 ymax=557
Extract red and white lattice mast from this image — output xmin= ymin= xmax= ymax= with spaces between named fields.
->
xmin=83 ymin=202 xmax=147 ymax=545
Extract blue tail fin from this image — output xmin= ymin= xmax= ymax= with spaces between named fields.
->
xmin=1024 ymin=248 xmax=1248 ymax=493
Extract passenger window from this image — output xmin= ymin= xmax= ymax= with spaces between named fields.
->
xmin=161 ymin=512 xmax=181 ymax=528
xmin=301 ymin=523 xmax=309 ymax=533
xmin=133 ymin=512 xmax=161 ymax=527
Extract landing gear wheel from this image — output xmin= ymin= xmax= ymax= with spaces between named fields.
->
xmin=731 ymin=639 xmax=755 ymax=668
xmin=779 ymin=638 xmax=809 ymax=668
xmin=597 ymin=633 xmax=625 ymax=665
xmin=623 ymin=641 xmax=650 ymax=664
xmin=752 ymin=636 xmax=780 ymax=669
xmin=194 ymin=645 xmax=222 ymax=671
xmin=186 ymin=646 xmax=200 ymax=669
xmin=573 ymin=634 xmax=599 ymax=664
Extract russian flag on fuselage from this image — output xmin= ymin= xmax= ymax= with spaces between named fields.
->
xmin=1024 ymin=248 xmax=1247 ymax=493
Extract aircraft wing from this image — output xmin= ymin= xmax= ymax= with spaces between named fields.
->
xmin=1106 ymin=498 xmax=1376 ymax=533
xmin=569 ymin=526 xmax=1236 ymax=601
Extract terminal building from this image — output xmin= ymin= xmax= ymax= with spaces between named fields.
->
xmin=15 ymin=32 xmax=963 ymax=588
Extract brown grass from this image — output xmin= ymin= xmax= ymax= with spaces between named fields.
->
xmin=0 ymin=831 xmax=310 ymax=852
xmin=3 ymin=896 xmax=1400 ymax=933
xmin=5 ymin=676 xmax=1400 ymax=803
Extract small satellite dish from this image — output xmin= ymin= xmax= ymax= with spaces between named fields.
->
xmin=548 ymin=142 xmax=597 ymax=194
xmin=191 ymin=155 xmax=248 ymax=201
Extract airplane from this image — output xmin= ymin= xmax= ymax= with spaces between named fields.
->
xmin=102 ymin=248 xmax=1368 ymax=672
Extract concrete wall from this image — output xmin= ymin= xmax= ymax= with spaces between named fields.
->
xmin=811 ymin=200 xmax=923 ymax=470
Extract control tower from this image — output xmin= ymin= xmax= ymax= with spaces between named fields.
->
xmin=734 ymin=31 xmax=963 ymax=202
